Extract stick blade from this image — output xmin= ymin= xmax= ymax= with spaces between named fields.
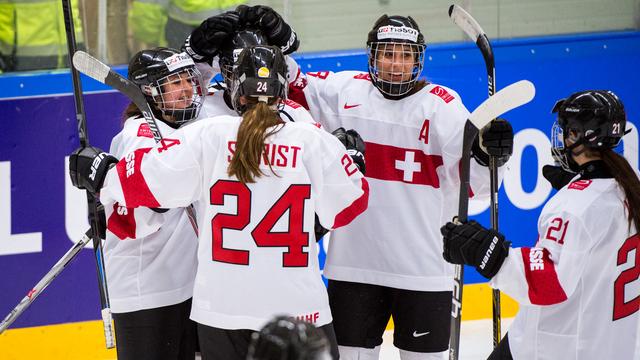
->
xmin=468 ymin=80 xmax=536 ymax=129
xmin=72 ymin=51 xmax=110 ymax=84
xmin=449 ymin=4 xmax=484 ymax=41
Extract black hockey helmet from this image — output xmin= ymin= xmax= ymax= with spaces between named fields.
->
xmin=247 ymin=316 xmax=332 ymax=360
xmin=366 ymin=15 xmax=426 ymax=98
xmin=219 ymin=28 xmax=268 ymax=87
xmin=128 ymin=47 xmax=204 ymax=125
xmin=551 ymin=90 xmax=626 ymax=171
xmin=229 ymin=45 xmax=287 ymax=114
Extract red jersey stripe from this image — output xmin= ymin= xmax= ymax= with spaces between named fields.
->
xmin=521 ymin=247 xmax=568 ymax=305
xmin=107 ymin=203 xmax=136 ymax=240
xmin=116 ymin=148 xmax=161 ymax=209
xmin=365 ymin=142 xmax=443 ymax=187
xmin=332 ymin=178 xmax=369 ymax=229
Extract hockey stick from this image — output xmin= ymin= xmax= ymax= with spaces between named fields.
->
xmin=449 ymin=3 xmax=502 ymax=349
xmin=72 ymin=50 xmax=200 ymax=236
xmin=61 ymin=0 xmax=114 ymax=349
xmin=449 ymin=79 xmax=535 ymax=360
xmin=0 ymin=229 xmax=93 ymax=334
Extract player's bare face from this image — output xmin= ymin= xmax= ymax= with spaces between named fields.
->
xmin=161 ymin=72 xmax=194 ymax=109
xmin=376 ymin=43 xmax=415 ymax=83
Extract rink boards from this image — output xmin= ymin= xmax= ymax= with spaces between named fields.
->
xmin=0 ymin=30 xmax=639 ymax=358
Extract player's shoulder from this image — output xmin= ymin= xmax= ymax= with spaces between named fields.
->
xmin=280 ymin=99 xmax=322 ymax=127
xmin=191 ymin=114 xmax=240 ymax=132
xmin=552 ymin=178 xmax=620 ymax=216
xmin=420 ymin=83 xmax=464 ymax=105
xmin=199 ymin=90 xmax=234 ymax=118
xmin=112 ymin=116 xmax=159 ymax=152
xmin=306 ymin=70 xmax=369 ymax=84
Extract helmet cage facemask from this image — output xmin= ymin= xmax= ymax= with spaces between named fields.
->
xmin=367 ymin=41 xmax=426 ymax=97
xmin=143 ymin=66 xmax=205 ymax=126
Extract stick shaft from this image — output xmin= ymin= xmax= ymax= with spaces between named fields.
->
xmin=61 ymin=0 xmax=115 ymax=348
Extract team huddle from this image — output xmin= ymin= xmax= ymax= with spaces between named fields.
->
xmin=67 ymin=4 xmax=640 ymax=360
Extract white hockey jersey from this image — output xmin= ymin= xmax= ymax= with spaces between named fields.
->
xmin=100 ymin=117 xmax=369 ymax=330
xmin=490 ymin=177 xmax=640 ymax=359
xmin=105 ymin=117 xmax=198 ymax=313
xmin=288 ymin=64 xmax=495 ymax=291
xmin=104 ymin=89 xmax=317 ymax=313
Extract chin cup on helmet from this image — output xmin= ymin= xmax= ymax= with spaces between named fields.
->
xmin=229 ymin=45 xmax=287 ymax=115
xmin=128 ymin=47 xmax=205 ymax=125
xmin=247 ymin=316 xmax=332 ymax=360
xmin=366 ymin=15 xmax=426 ymax=98
xmin=550 ymin=90 xmax=626 ymax=172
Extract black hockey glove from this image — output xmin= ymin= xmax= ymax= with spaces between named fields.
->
xmin=441 ymin=220 xmax=510 ymax=279
xmin=331 ymin=127 xmax=366 ymax=175
xmin=236 ymin=5 xmax=299 ymax=55
xmin=542 ymin=165 xmax=576 ymax=190
xmin=69 ymin=146 xmax=118 ymax=195
xmin=184 ymin=10 xmax=241 ymax=62
xmin=472 ymin=118 xmax=513 ymax=167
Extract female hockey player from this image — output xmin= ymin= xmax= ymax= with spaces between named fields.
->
xmin=68 ymin=45 xmax=369 ymax=360
xmin=252 ymin=9 xmax=513 ymax=360
xmin=441 ymin=90 xmax=640 ymax=360
xmin=103 ymin=47 xmax=205 ymax=360
xmin=104 ymin=11 xmax=315 ymax=358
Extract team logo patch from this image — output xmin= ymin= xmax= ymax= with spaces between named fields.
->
xmin=137 ymin=123 xmax=153 ymax=138
xmin=568 ymin=179 xmax=592 ymax=190
xmin=353 ymin=73 xmax=371 ymax=81
xmin=429 ymin=86 xmax=455 ymax=103
xmin=258 ymin=66 xmax=270 ymax=78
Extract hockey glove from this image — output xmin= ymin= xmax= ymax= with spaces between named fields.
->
xmin=441 ymin=220 xmax=510 ymax=279
xmin=472 ymin=118 xmax=513 ymax=167
xmin=69 ymin=146 xmax=118 ymax=195
xmin=236 ymin=5 xmax=300 ymax=55
xmin=184 ymin=10 xmax=241 ymax=62
xmin=542 ymin=165 xmax=576 ymax=190
xmin=331 ymin=127 xmax=366 ymax=175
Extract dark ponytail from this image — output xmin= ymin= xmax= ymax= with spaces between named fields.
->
xmin=122 ymin=102 xmax=142 ymax=125
xmin=601 ymin=149 xmax=640 ymax=232
xmin=228 ymin=100 xmax=283 ymax=183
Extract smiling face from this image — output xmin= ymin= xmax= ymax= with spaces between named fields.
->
xmin=158 ymin=71 xmax=195 ymax=110
xmin=374 ymin=42 xmax=417 ymax=83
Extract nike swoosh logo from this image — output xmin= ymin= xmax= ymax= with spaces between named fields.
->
xmin=412 ymin=331 xmax=430 ymax=337
xmin=343 ymin=103 xmax=361 ymax=109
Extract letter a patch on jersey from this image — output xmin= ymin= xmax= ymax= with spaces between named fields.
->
xmin=429 ymin=86 xmax=455 ymax=103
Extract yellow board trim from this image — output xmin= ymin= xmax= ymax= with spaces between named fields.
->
xmin=0 ymin=284 xmax=518 ymax=358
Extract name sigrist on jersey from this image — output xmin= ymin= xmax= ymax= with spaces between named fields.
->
xmin=227 ymin=141 xmax=302 ymax=170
